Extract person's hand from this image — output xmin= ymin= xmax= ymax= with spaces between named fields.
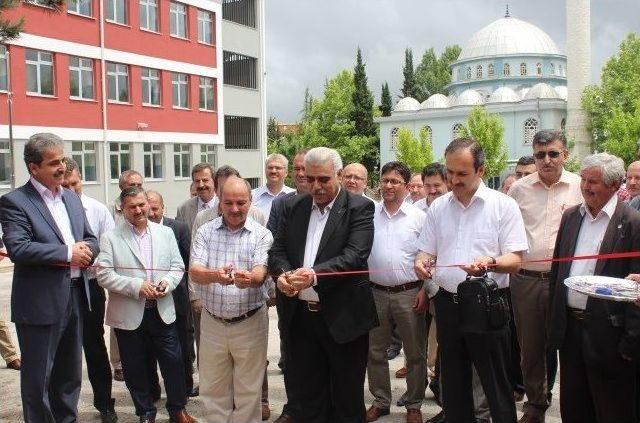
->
xmin=191 ymin=299 xmax=203 ymax=313
xmin=413 ymin=288 xmax=428 ymax=314
xmin=233 ymin=269 xmax=254 ymax=289
xmin=288 ymin=268 xmax=315 ymax=291
xmin=154 ymin=281 xmax=168 ymax=298
xmin=277 ymin=273 xmax=298 ymax=297
xmin=415 ymin=258 xmax=434 ymax=280
xmin=460 ymin=256 xmax=494 ymax=277
xmin=139 ymin=280 xmax=158 ymax=299
xmin=71 ymin=242 xmax=93 ymax=267
xmin=212 ymin=264 xmax=234 ymax=285
xmin=624 ymin=275 xmax=640 ymax=307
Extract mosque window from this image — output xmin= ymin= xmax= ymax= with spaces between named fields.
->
xmin=466 ymin=67 xmax=471 ymax=80
xmin=559 ymin=64 xmax=565 ymax=76
xmin=422 ymin=125 xmax=433 ymax=145
xmin=523 ymin=118 xmax=538 ymax=145
xmin=520 ymin=63 xmax=527 ymax=76
xmin=452 ymin=123 xmax=465 ymax=139
xmin=537 ymin=63 xmax=542 ymax=76
xmin=550 ymin=63 xmax=555 ymax=75
xmin=488 ymin=63 xmax=494 ymax=77
xmin=503 ymin=63 xmax=510 ymax=76
xmin=561 ymin=118 xmax=566 ymax=132
xmin=391 ymin=127 xmax=399 ymax=150
xmin=476 ymin=65 xmax=483 ymax=78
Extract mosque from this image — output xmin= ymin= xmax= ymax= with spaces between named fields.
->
xmin=376 ymin=2 xmax=592 ymax=175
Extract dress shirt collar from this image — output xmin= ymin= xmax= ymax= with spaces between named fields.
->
xmin=213 ymin=215 xmax=257 ymax=233
xmin=448 ymin=181 xmax=489 ymax=209
xmin=312 ymin=188 xmax=340 ymax=215
xmin=30 ymin=176 xmax=62 ymax=201
xmin=198 ymin=196 xmax=216 ymax=210
xmin=127 ymin=220 xmax=150 ymax=237
xmin=530 ymin=168 xmax=574 ymax=188
xmin=579 ymin=193 xmax=618 ymax=221
xmin=379 ymin=200 xmax=411 ymax=218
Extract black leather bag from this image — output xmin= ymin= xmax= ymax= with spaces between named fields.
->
xmin=456 ymin=274 xmax=510 ymax=333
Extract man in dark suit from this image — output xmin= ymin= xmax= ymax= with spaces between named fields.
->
xmin=268 ymin=146 xmax=378 ymax=423
xmin=147 ymin=190 xmax=196 ymax=398
xmin=549 ymin=152 xmax=640 ymax=423
xmin=0 ymin=133 xmax=99 ymax=423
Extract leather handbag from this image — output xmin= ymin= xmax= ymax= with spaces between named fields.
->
xmin=456 ymin=274 xmax=510 ymax=333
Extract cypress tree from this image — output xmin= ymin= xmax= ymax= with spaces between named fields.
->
xmin=380 ymin=82 xmax=392 ymax=117
xmin=351 ymin=47 xmax=375 ymax=136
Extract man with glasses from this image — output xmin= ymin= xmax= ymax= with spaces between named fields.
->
xmin=507 ymin=130 xmax=582 ymax=423
xmin=342 ymin=162 xmax=372 ymax=197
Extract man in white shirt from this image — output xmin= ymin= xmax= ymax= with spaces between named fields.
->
xmin=415 ymin=138 xmax=528 ymax=423
xmin=252 ymin=153 xmax=294 ymax=219
xmin=407 ymin=173 xmax=426 ymax=204
xmin=63 ymin=157 xmax=117 ymax=422
xmin=365 ymin=161 xmax=427 ymax=423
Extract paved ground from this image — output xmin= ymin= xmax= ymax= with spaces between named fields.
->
xmin=0 ymin=267 xmax=562 ymax=422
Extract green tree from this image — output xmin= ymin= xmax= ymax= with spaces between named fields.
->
xmin=380 ymin=82 xmax=392 ymax=117
xmin=460 ymin=106 xmax=508 ymax=179
xmin=0 ymin=0 xmax=64 ymax=41
xmin=583 ymin=33 xmax=640 ymax=165
xmin=267 ymin=116 xmax=279 ymax=143
xmin=394 ymin=127 xmax=433 ymax=172
xmin=415 ymin=45 xmax=462 ymax=99
xmin=401 ymin=48 xmax=419 ymax=99
xmin=351 ymin=47 xmax=376 ymax=137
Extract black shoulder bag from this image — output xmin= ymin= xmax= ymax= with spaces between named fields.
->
xmin=456 ymin=273 xmax=510 ymax=334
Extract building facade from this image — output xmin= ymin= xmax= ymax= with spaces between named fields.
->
xmin=377 ymin=13 xmax=569 ymax=175
xmin=0 ymin=0 xmax=265 ymax=215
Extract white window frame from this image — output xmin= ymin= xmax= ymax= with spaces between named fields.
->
xmin=173 ymin=144 xmax=191 ymax=179
xmin=199 ymin=77 xmax=214 ymax=111
xmin=141 ymin=67 xmax=161 ymax=106
xmin=143 ymin=143 xmax=164 ymax=179
xmin=172 ymin=73 xmax=189 ymax=108
xmin=107 ymin=62 xmax=129 ymax=103
xmin=476 ymin=65 xmax=482 ymax=78
xmin=200 ymin=144 xmax=217 ymax=167
xmin=488 ymin=63 xmax=494 ymax=78
xmin=139 ymin=0 xmax=158 ymax=31
xmin=0 ymin=45 xmax=7 ymax=91
xmin=109 ymin=143 xmax=131 ymax=181
xmin=503 ymin=63 xmax=510 ymax=76
xmin=197 ymin=9 xmax=213 ymax=44
xmin=520 ymin=62 xmax=527 ymax=76
xmin=71 ymin=141 xmax=98 ymax=182
xmin=170 ymin=2 xmax=188 ymax=39
xmin=106 ymin=0 xmax=127 ymax=24
xmin=68 ymin=0 xmax=92 ymax=16
xmin=0 ymin=141 xmax=12 ymax=187
xmin=26 ymin=49 xmax=54 ymax=96
xmin=69 ymin=56 xmax=94 ymax=100
xmin=523 ymin=118 xmax=538 ymax=145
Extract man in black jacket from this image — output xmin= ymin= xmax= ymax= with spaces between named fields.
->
xmin=269 ymin=147 xmax=378 ymax=423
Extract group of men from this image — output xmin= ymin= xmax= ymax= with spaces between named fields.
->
xmin=1 ymin=129 xmax=640 ymax=423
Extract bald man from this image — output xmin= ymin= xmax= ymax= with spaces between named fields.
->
xmin=627 ymin=161 xmax=640 ymax=199
xmin=342 ymin=163 xmax=369 ymax=196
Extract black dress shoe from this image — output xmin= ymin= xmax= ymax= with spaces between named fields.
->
xmin=396 ymin=393 xmax=408 ymax=407
xmin=386 ymin=347 xmax=401 ymax=360
xmin=187 ymin=386 xmax=199 ymax=397
xmin=100 ymin=408 xmax=118 ymax=423
xmin=425 ymin=410 xmax=446 ymax=423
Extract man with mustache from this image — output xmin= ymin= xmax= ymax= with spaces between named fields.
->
xmin=507 ymin=130 xmax=582 ymax=423
xmin=252 ymin=154 xmax=295 ymax=219
xmin=407 ymin=173 xmax=426 ymax=204
xmin=0 ymin=133 xmax=99 ymax=422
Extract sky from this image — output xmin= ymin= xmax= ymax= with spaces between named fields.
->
xmin=264 ymin=0 xmax=640 ymax=122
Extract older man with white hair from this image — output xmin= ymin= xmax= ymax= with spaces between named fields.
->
xmin=252 ymin=153 xmax=295 ymax=219
xmin=549 ymin=152 xmax=640 ymax=423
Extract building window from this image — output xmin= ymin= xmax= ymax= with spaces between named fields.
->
xmin=174 ymin=144 xmax=191 ymax=178
xmin=68 ymin=0 xmax=92 ymax=16
xmin=143 ymin=143 xmax=163 ymax=179
xmin=422 ymin=125 xmax=433 ymax=144
xmin=106 ymin=0 xmax=127 ymax=24
xmin=390 ymin=127 xmax=399 ymax=150
xmin=197 ymin=10 xmax=214 ymax=44
xmin=466 ymin=67 xmax=471 ymax=80
xmin=0 ymin=141 xmax=11 ymax=185
xmin=520 ymin=62 xmax=527 ymax=76
xmin=561 ymin=118 xmax=566 ymax=132
xmin=141 ymin=68 xmax=161 ymax=106
xmin=536 ymin=63 xmax=542 ymax=76
xmin=170 ymin=2 xmax=188 ymax=38
xmin=26 ymin=49 xmax=54 ymax=96
xmin=559 ymin=64 xmax=565 ymax=76
xmin=225 ymin=116 xmax=258 ymax=149
xmin=488 ymin=63 xmax=494 ymax=77
xmin=0 ymin=46 xmax=8 ymax=91
xmin=452 ymin=123 xmax=465 ymax=139
xmin=476 ymin=65 xmax=482 ymax=78
xmin=71 ymin=141 xmax=97 ymax=181
xmin=523 ymin=118 xmax=538 ymax=145
xmin=200 ymin=144 xmax=217 ymax=167
xmin=199 ymin=77 xmax=215 ymax=110
xmin=222 ymin=0 xmax=255 ymax=28
xmin=223 ymin=51 xmax=257 ymax=89
xmin=172 ymin=73 xmax=189 ymax=108
xmin=109 ymin=143 xmax=131 ymax=180
xmin=107 ymin=62 xmax=129 ymax=102
xmin=139 ymin=0 xmax=158 ymax=31
xmin=551 ymin=63 xmax=556 ymax=75
xmin=69 ymin=56 xmax=94 ymax=99
xmin=246 ymin=177 xmax=259 ymax=189
xmin=503 ymin=63 xmax=510 ymax=76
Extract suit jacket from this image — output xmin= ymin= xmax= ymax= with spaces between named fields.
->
xmin=267 ymin=191 xmax=296 ymax=233
xmin=268 ymin=189 xmax=378 ymax=344
xmin=0 ymin=181 xmax=99 ymax=325
xmin=549 ymin=200 xmax=640 ymax=365
xmin=96 ymin=221 xmax=185 ymax=330
xmin=163 ymin=216 xmax=191 ymax=316
xmin=176 ymin=197 xmax=199 ymax=233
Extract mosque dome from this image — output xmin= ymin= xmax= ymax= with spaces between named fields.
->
xmin=554 ymin=85 xmax=568 ymax=100
xmin=454 ymin=89 xmax=485 ymax=106
xmin=523 ymin=82 xmax=560 ymax=100
xmin=420 ymin=93 xmax=450 ymax=109
xmin=487 ymin=86 xmax=520 ymax=103
xmin=393 ymin=97 xmax=420 ymax=112
xmin=459 ymin=16 xmax=561 ymax=61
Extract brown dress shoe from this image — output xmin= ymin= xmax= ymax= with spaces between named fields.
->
xmin=169 ymin=410 xmax=196 ymax=423
xmin=274 ymin=412 xmax=295 ymax=423
xmin=406 ymin=409 xmax=423 ymax=423
xmin=395 ymin=366 xmax=408 ymax=378
xmin=6 ymin=358 xmax=21 ymax=370
xmin=366 ymin=405 xmax=390 ymax=422
xmin=262 ymin=404 xmax=271 ymax=421
xmin=518 ymin=413 xmax=544 ymax=423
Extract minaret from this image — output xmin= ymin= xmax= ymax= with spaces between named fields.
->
xmin=565 ymin=0 xmax=592 ymax=157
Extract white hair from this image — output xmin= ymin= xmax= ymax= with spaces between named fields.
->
xmin=581 ymin=152 xmax=626 ymax=187
xmin=304 ymin=147 xmax=343 ymax=174
xmin=266 ymin=153 xmax=288 ymax=169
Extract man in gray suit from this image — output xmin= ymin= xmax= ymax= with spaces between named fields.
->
xmin=176 ymin=163 xmax=215 ymax=234
xmin=0 ymin=133 xmax=99 ymax=423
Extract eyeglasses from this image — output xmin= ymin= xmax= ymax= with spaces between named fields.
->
xmin=380 ymin=178 xmax=406 ymax=186
xmin=306 ymin=176 xmax=332 ymax=184
xmin=534 ymin=150 xmax=562 ymax=160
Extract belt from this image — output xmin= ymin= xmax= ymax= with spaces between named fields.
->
xmin=299 ymin=300 xmax=322 ymax=312
xmin=568 ymin=307 xmax=587 ymax=321
xmin=518 ymin=269 xmax=550 ymax=280
xmin=70 ymin=277 xmax=83 ymax=288
xmin=206 ymin=305 xmax=262 ymax=324
xmin=370 ymin=280 xmax=422 ymax=293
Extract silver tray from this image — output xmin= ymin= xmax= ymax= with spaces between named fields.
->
xmin=564 ymin=275 xmax=640 ymax=302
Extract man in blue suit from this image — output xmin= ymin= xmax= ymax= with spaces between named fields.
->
xmin=0 ymin=133 xmax=99 ymax=423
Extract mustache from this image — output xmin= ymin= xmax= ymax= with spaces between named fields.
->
xmin=54 ymin=170 xmax=65 ymax=177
